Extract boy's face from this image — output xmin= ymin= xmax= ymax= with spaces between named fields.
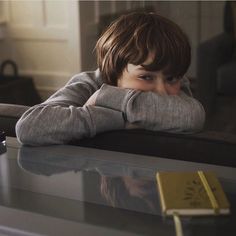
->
xmin=117 ymin=63 xmax=181 ymax=95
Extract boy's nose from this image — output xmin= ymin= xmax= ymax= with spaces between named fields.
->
xmin=153 ymin=79 xmax=167 ymax=95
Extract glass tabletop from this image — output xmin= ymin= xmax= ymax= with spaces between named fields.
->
xmin=0 ymin=138 xmax=236 ymax=236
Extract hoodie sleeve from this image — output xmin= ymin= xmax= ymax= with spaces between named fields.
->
xmin=95 ymin=84 xmax=205 ymax=133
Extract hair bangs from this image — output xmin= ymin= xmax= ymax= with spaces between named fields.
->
xmin=127 ymin=22 xmax=152 ymax=66
xmin=141 ymin=26 xmax=190 ymax=78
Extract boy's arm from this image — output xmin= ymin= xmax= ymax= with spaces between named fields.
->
xmin=95 ymin=84 xmax=205 ymax=132
xmin=16 ymin=73 xmax=125 ymax=146
xmin=16 ymin=105 xmax=124 ymax=146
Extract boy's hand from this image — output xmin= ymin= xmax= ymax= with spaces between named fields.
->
xmin=84 ymin=90 xmax=100 ymax=106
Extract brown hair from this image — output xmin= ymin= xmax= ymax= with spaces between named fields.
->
xmin=96 ymin=12 xmax=191 ymax=85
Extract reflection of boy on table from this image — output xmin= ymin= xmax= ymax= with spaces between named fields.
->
xmin=100 ymin=175 xmax=160 ymax=215
xmin=16 ymin=12 xmax=205 ymax=146
xmin=18 ymin=145 xmax=160 ymax=215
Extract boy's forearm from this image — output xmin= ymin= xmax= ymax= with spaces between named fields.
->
xmin=95 ymin=84 xmax=205 ymax=132
xmin=16 ymin=104 xmax=125 ymax=146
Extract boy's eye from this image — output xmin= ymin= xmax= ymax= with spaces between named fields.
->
xmin=165 ymin=76 xmax=178 ymax=84
xmin=138 ymin=75 xmax=153 ymax=81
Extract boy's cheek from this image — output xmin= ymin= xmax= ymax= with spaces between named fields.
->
xmin=166 ymin=81 xmax=181 ymax=95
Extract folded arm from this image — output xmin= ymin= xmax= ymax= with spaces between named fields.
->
xmin=16 ymin=72 xmax=125 ymax=146
xmin=16 ymin=104 xmax=124 ymax=146
xmin=16 ymin=73 xmax=205 ymax=146
xmin=95 ymin=84 xmax=205 ymax=132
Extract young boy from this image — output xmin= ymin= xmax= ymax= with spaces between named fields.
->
xmin=16 ymin=12 xmax=205 ymax=146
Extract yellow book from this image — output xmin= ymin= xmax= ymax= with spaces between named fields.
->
xmin=156 ymin=171 xmax=230 ymax=216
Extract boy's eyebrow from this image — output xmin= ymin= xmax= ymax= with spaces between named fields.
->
xmin=136 ymin=66 xmax=147 ymax=71
xmin=136 ymin=66 xmax=155 ymax=73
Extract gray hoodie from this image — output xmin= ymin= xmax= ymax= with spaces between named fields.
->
xmin=16 ymin=70 xmax=205 ymax=146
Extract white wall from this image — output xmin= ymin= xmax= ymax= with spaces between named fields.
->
xmin=0 ymin=0 xmax=81 ymax=100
